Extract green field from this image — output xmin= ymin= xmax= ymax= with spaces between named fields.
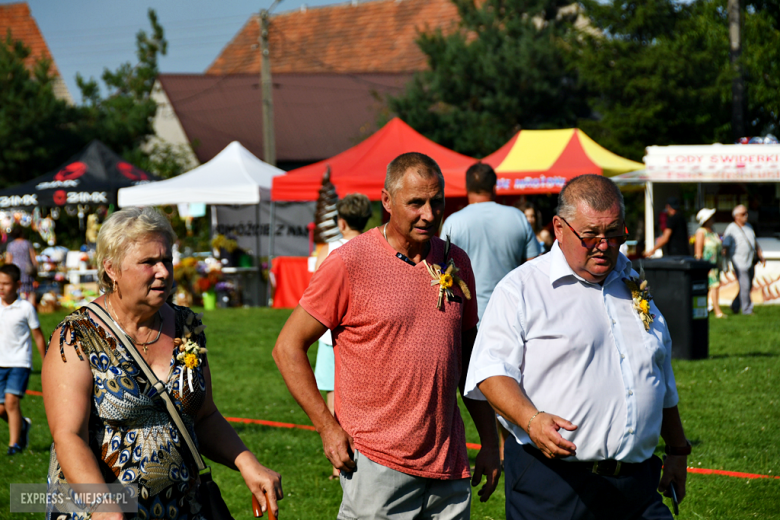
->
xmin=1 ymin=305 xmax=779 ymax=519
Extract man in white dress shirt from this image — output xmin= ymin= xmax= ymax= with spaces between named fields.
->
xmin=465 ymin=174 xmax=690 ymax=519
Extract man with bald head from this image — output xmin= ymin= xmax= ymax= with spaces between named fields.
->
xmin=465 ymin=175 xmax=690 ymax=519
xmin=274 ymin=152 xmax=500 ymax=519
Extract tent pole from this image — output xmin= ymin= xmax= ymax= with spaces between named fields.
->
xmin=644 ymin=181 xmax=654 ymax=255
xmin=255 ymin=201 xmax=262 ymax=307
xmin=267 ymin=201 xmax=276 ymax=306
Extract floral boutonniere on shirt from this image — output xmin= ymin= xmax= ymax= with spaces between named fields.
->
xmin=623 ymin=269 xmax=655 ymax=331
xmin=423 ymin=258 xmax=472 ymax=310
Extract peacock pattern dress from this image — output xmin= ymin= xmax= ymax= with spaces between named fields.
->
xmin=46 ymin=304 xmax=208 ymax=520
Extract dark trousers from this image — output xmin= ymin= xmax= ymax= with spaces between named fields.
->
xmin=504 ymin=438 xmax=672 ymax=520
xmin=730 ymin=266 xmax=755 ymax=315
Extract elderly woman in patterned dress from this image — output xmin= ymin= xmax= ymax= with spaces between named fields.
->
xmin=42 ymin=207 xmax=282 ymax=520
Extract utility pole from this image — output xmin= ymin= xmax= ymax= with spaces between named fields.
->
xmin=728 ymin=0 xmax=745 ymax=140
xmin=260 ymin=0 xmax=281 ymax=166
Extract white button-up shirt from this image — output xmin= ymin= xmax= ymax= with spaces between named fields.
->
xmin=464 ymin=242 xmax=679 ymax=463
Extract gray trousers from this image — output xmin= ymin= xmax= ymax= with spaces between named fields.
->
xmin=731 ymin=266 xmax=755 ymax=314
xmin=338 ymin=450 xmax=471 ymax=520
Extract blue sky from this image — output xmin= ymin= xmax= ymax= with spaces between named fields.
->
xmin=11 ymin=0 xmax=341 ymax=102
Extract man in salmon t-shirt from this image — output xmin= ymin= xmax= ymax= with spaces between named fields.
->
xmin=274 ymin=152 xmax=501 ymax=519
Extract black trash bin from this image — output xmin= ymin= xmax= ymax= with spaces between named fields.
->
xmin=632 ymin=257 xmax=713 ymax=360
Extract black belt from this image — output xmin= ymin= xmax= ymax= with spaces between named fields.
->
xmin=523 ymin=445 xmax=643 ymax=477
xmin=572 ymin=459 xmax=643 ymax=477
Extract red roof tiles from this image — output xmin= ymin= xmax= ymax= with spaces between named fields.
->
xmin=206 ymin=0 xmax=460 ymax=75
xmin=0 ymin=2 xmax=59 ymax=75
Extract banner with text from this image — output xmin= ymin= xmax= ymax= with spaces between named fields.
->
xmin=214 ymin=202 xmax=315 ymax=257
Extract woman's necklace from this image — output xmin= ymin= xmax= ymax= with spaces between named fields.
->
xmin=105 ymin=297 xmax=163 ymax=355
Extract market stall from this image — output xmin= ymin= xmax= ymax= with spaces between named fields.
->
xmin=481 ymin=128 xmax=644 ymax=194
xmin=612 ymin=143 xmax=780 ymax=304
xmin=0 ymin=140 xmax=159 ymax=312
xmin=118 ymin=141 xmax=286 ymax=307
xmin=0 ymin=140 xmax=159 ymax=208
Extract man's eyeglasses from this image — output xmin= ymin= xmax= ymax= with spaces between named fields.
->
xmin=559 ymin=217 xmax=629 ymax=249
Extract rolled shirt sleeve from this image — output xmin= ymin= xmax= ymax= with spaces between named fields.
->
xmin=464 ymin=280 xmax=525 ymax=401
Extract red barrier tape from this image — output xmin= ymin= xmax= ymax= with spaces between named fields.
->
xmin=223 ymin=415 xmax=780 ymax=481
xmin=27 ymin=392 xmax=777 ymax=482
xmin=686 ymin=467 xmax=780 ymax=480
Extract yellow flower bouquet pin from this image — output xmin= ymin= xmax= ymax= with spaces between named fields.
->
xmin=423 ymin=258 xmax=471 ymax=310
xmin=175 ymin=312 xmax=207 ymax=393
xmin=623 ymin=267 xmax=655 ymax=331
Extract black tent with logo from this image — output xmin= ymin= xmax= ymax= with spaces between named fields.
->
xmin=0 ymin=140 xmax=160 ymax=209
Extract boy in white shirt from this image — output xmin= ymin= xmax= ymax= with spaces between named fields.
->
xmin=0 ymin=264 xmax=46 ymax=455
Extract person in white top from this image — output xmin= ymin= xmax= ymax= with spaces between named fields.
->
xmin=0 ymin=264 xmax=46 ymax=455
xmin=723 ymin=204 xmax=765 ymax=315
xmin=464 ymin=175 xmax=689 ymax=520
xmin=312 ymin=193 xmax=373 ymax=478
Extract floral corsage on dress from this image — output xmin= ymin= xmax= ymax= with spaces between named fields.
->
xmin=173 ymin=312 xmax=207 ymax=396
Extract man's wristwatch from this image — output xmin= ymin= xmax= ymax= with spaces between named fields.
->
xmin=664 ymin=440 xmax=692 ymax=456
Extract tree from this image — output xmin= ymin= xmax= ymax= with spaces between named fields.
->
xmin=0 ymin=32 xmax=82 ymax=188
xmin=387 ymin=0 xmax=590 ymax=157
xmin=75 ymin=9 xmax=168 ymax=165
xmin=575 ymin=0 xmax=780 ymax=161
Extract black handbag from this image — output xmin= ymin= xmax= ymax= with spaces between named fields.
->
xmin=86 ymin=302 xmax=235 ymax=520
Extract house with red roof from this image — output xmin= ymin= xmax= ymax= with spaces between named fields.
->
xmin=0 ymin=2 xmax=72 ymax=103
xmin=207 ymin=0 xmax=459 ymax=75
xmin=150 ymin=0 xmax=461 ymax=169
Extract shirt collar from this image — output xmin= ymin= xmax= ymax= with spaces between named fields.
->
xmin=549 ymin=241 xmax=632 ymax=287
xmin=1 ymin=297 xmax=21 ymax=309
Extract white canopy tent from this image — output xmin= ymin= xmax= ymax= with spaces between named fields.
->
xmin=118 ymin=141 xmax=285 ymax=206
xmin=612 ymin=144 xmax=780 ymax=253
xmin=118 ymin=141 xmax=286 ymax=306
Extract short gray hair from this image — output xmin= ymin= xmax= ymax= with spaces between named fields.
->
xmin=385 ymin=152 xmax=444 ymax=195
xmin=96 ymin=207 xmax=176 ymax=294
xmin=557 ymin=174 xmax=625 ymax=221
xmin=732 ymin=204 xmax=747 ymax=217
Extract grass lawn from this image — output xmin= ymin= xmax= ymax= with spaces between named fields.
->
xmin=1 ymin=304 xmax=778 ymax=519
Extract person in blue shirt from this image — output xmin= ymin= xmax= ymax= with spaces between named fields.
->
xmin=442 ymin=163 xmax=540 ymax=321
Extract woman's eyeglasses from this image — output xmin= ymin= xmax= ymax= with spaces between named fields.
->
xmin=559 ymin=217 xmax=629 ymax=249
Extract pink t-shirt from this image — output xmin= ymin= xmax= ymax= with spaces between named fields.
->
xmin=300 ymin=227 xmax=478 ymax=479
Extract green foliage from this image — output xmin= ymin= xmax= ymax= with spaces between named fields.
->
xmin=0 ymin=10 xmax=190 ymax=195
xmin=391 ymin=0 xmax=779 ymax=161
xmin=742 ymin=1 xmax=780 ymax=134
xmin=74 ymin=9 xmax=166 ymax=157
xmin=388 ymin=0 xmax=590 ymax=157
xmin=574 ymin=0 xmax=733 ymax=161
xmin=575 ymin=0 xmax=780 ymax=161
xmin=0 ymin=31 xmax=82 ymax=188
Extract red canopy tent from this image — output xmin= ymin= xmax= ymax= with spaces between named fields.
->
xmin=271 ymin=118 xmax=475 ymax=201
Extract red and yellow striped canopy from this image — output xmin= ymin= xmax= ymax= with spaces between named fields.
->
xmin=482 ymin=129 xmax=643 ymax=194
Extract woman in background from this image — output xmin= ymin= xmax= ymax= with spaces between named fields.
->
xmin=694 ymin=208 xmax=725 ymax=318
xmin=519 ymin=201 xmax=553 ymax=253
xmin=6 ymin=226 xmax=38 ymax=305
xmin=312 ymin=193 xmax=372 ymax=479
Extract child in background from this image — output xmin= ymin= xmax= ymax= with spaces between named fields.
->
xmin=0 ymin=264 xmax=46 ymax=455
